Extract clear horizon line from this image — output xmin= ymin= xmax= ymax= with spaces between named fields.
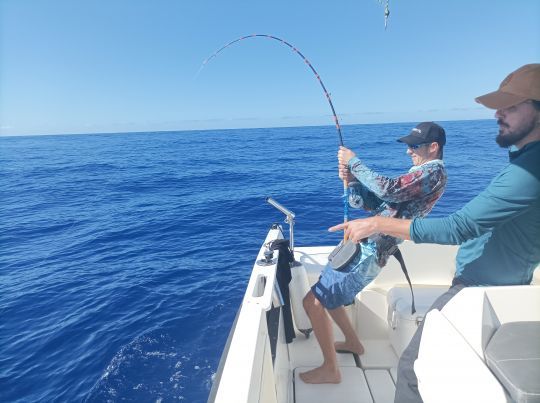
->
xmin=0 ymin=117 xmax=495 ymax=138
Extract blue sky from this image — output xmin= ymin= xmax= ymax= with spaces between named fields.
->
xmin=1 ymin=0 xmax=539 ymax=136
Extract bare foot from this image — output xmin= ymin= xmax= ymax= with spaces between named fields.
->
xmin=335 ymin=340 xmax=364 ymax=355
xmin=299 ymin=365 xmax=341 ymax=384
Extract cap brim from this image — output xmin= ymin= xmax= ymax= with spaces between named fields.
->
xmin=475 ymin=90 xmax=528 ymax=110
xmin=397 ymin=134 xmax=424 ymax=145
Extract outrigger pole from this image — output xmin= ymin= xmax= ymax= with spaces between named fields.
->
xmin=199 ymin=34 xmax=350 ymax=239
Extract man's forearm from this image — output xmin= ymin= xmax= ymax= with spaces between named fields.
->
xmin=373 ymin=216 xmax=412 ymax=240
xmin=331 ymin=216 xmax=413 ymax=242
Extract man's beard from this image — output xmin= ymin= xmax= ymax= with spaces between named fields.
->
xmin=496 ymin=119 xmax=535 ymax=147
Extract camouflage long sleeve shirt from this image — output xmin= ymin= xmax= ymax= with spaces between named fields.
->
xmin=347 ymin=157 xmax=447 ymax=266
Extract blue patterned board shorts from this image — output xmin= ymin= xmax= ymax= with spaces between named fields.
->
xmin=311 ymin=243 xmax=382 ymax=310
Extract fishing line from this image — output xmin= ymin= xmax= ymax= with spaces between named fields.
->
xmin=198 ymin=34 xmax=350 ymax=230
xmin=198 ymin=34 xmax=344 ymax=145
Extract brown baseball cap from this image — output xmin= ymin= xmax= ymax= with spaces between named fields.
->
xmin=475 ymin=63 xmax=540 ymax=109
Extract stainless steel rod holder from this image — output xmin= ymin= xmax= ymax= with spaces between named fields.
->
xmin=266 ymin=197 xmax=296 ymax=253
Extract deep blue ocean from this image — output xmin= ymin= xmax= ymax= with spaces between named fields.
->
xmin=1 ymin=120 xmax=507 ymax=402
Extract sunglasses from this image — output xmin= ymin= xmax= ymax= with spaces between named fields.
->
xmin=408 ymin=143 xmax=431 ymax=150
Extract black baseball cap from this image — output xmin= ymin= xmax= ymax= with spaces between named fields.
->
xmin=397 ymin=122 xmax=446 ymax=146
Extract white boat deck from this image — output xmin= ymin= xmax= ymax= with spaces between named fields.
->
xmin=209 ymin=229 xmax=540 ymax=403
xmin=294 ymin=367 xmax=397 ymax=403
xmin=292 ymin=329 xmax=399 ymax=403
xmin=294 ymin=367 xmax=375 ymax=403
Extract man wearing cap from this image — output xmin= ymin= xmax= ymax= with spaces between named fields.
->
xmin=300 ymin=122 xmax=447 ymax=384
xmin=330 ymin=64 xmax=540 ymax=402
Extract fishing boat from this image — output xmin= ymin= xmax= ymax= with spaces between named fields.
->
xmin=208 ymin=198 xmax=540 ymax=403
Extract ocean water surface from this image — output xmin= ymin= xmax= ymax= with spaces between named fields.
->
xmin=0 ymin=120 xmax=507 ymax=402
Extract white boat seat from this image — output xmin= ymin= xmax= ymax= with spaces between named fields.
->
xmin=485 ymin=321 xmax=540 ymax=403
xmin=415 ymin=310 xmax=509 ymax=402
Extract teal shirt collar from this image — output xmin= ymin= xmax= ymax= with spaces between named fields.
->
xmin=509 ymin=140 xmax=540 ymax=161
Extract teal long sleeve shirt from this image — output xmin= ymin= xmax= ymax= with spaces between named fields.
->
xmin=410 ymin=141 xmax=540 ymax=286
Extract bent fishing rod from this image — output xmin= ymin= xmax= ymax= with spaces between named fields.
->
xmin=199 ymin=34 xmax=350 ymax=239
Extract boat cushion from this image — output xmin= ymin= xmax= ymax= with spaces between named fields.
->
xmin=484 ymin=321 xmax=540 ymax=403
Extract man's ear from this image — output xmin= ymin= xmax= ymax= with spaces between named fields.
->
xmin=429 ymin=142 xmax=439 ymax=156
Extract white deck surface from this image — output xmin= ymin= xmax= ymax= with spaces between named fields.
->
xmin=364 ymin=370 xmax=396 ymax=403
xmin=358 ymin=340 xmax=399 ymax=369
xmin=291 ymin=317 xmax=399 ymax=402
xmin=294 ymin=366 xmax=374 ymax=403
xmin=289 ymin=331 xmax=357 ymax=368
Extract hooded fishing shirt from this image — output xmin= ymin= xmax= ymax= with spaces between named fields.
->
xmin=347 ymin=157 xmax=447 ymax=267
xmin=410 ymin=141 xmax=540 ymax=286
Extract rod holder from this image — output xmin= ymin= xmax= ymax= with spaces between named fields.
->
xmin=265 ymin=197 xmax=297 ymax=256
